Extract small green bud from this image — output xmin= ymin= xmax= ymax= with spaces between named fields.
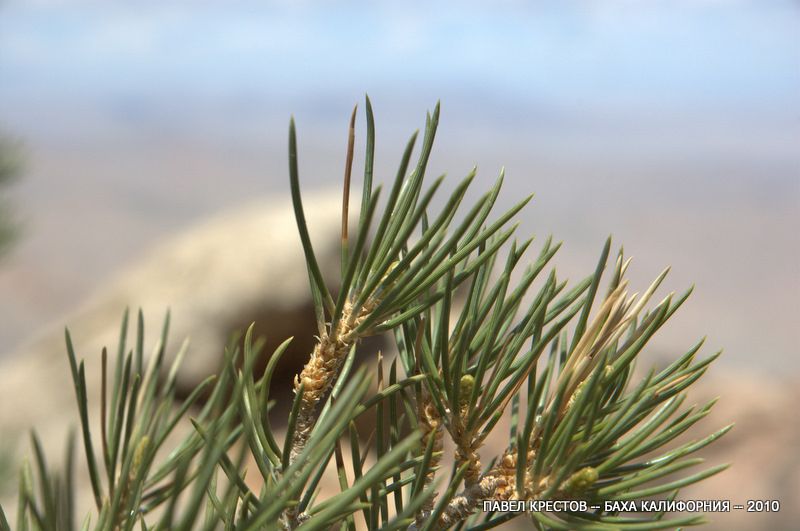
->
xmin=563 ymin=466 xmax=598 ymax=495
xmin=458 ymin=375 xmax=475 ymax=407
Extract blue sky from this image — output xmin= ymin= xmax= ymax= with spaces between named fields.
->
xmin=1 ymin=0 xmax=798 ymax=135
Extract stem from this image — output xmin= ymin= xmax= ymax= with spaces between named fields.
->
xmin=411 ymin=475 xmax=504 ymax=531
xmin=453 ymin=398 xmax=482 ymax=490
xmin=415 ymin=393 xmax=444 ymax=528
xmin=289 ymin=298 xmax=376 ymax=466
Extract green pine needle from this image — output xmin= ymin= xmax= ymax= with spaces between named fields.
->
xmin=2 ymin=101 xmax=728 ymax=531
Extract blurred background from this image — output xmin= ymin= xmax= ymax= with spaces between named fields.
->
xmin=0 ymin=0 xmax=798 ymax=527
xmin=0 ymin=0 xmax=797 ymax=373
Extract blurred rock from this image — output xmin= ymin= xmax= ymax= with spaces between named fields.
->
xmin=0 ymin=190 xmax=346 ymax=512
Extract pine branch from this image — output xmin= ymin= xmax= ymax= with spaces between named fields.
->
xmin=1 ymin=99 xmax=728 ymax=531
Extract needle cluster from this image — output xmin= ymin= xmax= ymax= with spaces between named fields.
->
xmin=0 ymin=99 xmax=728 ymax=531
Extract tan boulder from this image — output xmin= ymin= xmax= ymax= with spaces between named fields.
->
xmin=0 ymin=190 xmax=345 ymax=518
